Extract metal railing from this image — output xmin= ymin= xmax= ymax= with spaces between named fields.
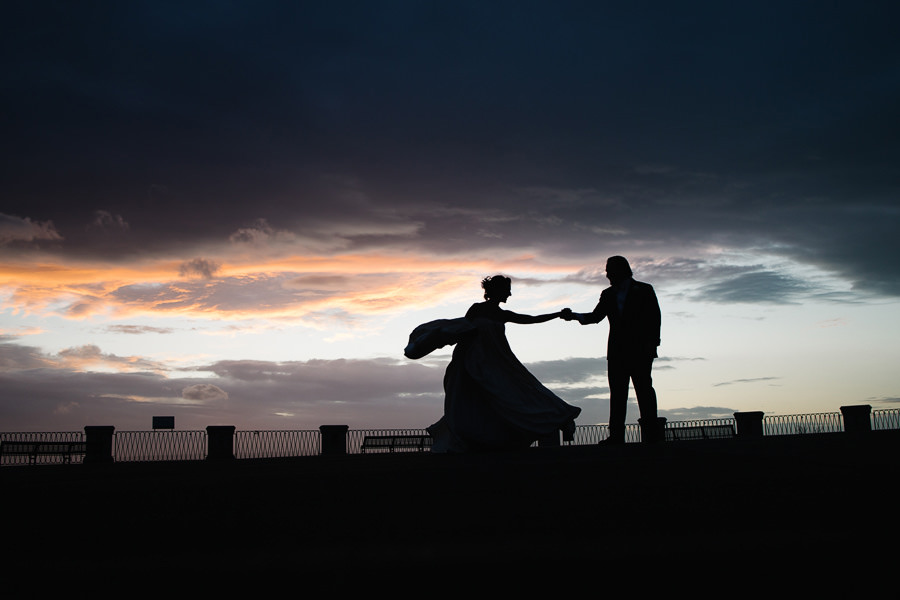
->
xmin=114 ymin=429 xmax=207 ymax=462
xmin=762 ymin=412 xmax=845 ymax=436
xmin=3 ymin=407 xmax=899 ymax=466
xmin=0 ymin=431 xmax=86 ymax=466
xmin=874 ymin=408 xmax=900 ymax=430
xmin=235 ymin=429 xmax=320 ymax=459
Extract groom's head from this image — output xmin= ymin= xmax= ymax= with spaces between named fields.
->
xmin=605 ymin=256 xmax=632 ymax=284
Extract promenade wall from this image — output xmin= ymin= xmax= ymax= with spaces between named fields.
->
xmin=4 ymin=426 xmax=898 ymax=595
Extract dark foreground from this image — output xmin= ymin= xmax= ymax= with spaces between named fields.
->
xmin=5 ymin=431 xmax=898 ymax=595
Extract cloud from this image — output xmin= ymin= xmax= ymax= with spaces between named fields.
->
xmin=0 ymin=340 xmax=56 ymax=370
xmin=693 ymin=271 xmax=814 ymax=305
xmin=283 ymin=275 xmax=353 ymax=291
xmin=0 ymin=334 xmax=888 ymax=433
xmin=0 ymin=253 xmax=478 ymax=324
xmin=182 ymin=384 xmax=229 ymax=402
xmin=64 ymin=296 xmax=108 ymax=319
xmin=107 ymin=273 xmax=373 ymax=320
xmin=0 ymin=368 xmax=190 ymax=431
xmin=0 ymin=338 xmax=169 ymax=375
xmin=713 ymin=377 xmax=781 ymax=388
xmin=104 ymin=325 xmax=174 ymax=335
xmin=660 ymin=406 xmax=740 ymax=421
xmin=229 ymin=219 xmax=296 ymax=246
xmin=0 ymin=345 xmax=449 ymax=431
xmin=89 ymin=210 xmax=129 ymax=232
xmin=179 ymin=258 xmax=221 ymax=279
xmin=527 ymin=357 xmax=607 ymax=385
xmin=56 ymin=344 xmax=169 ymax=373
xmin=0 ymin=213 xmax=63 ymax=245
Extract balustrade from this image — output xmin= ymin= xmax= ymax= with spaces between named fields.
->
xmin=2 ymin=405 xmax=896 ymax=465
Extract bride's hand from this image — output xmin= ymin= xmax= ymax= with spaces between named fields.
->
xmin=560 ymin=308 xmax=573 ymax=320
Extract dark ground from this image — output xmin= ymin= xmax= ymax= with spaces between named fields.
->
xmin=4 ymin=431 xmax=898 ymax=595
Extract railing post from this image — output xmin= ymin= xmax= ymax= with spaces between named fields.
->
xmin=84 ymin=426 xmax=115 ymax=464
xmin=206 ymin=426 xmax=236 ymax=460
xmin=639 ymin=417 xmax=667 ymax=443
xmin=734 ymin=411 xmax=765 ymax=439
xmin=538 ymin=432 xmax=560 ymax=447
xmin=840 ymin=405 xmax=872 ymax=434
xmin=319 ymin=425 xmax=349 ymax=455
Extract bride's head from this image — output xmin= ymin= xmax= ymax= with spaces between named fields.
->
xmin=481 ymin=275 xmax=512 ymax=302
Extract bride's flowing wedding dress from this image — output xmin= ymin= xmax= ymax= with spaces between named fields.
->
xmin=405 ymin=302 xmax=581 ymax=453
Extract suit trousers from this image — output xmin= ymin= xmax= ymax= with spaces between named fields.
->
xmin=606 ymin=356 xmax=658 ymax=440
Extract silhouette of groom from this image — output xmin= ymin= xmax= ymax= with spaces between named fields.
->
xmin=563 ymin=256 xmax=662 ymax=443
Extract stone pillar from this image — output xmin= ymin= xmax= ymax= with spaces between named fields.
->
xmin=734 ymin=411 xmax=765 ymax=439
xmin=841 ymin=405 xmax=872 ymax=434
xmin=206 ymin=426 xmax=236 ymax=460
xmin=319 ymin=425 xmax=349 ymax=455
xmin=538 ymin=432 xmax=560 ymax=447
xmin=84 ymin=426 xmax=115 ymax=464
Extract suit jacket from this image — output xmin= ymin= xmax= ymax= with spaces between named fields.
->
xmin=583 ymin=279 xmax=660 ymax=360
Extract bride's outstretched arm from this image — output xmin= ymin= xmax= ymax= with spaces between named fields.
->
xmin=504 ymin=310 xmax=565 ymax=324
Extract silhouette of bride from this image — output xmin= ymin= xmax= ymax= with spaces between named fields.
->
xmin=404 ymin=275 xmax=580 ymax=453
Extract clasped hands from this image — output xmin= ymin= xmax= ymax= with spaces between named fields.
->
xmin=558 ymin=308 xmax=589 ymax=324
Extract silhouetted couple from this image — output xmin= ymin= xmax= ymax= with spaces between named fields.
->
xmin=404 ymin=256 xmax=661 ymax=452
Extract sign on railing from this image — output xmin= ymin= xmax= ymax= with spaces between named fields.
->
xmin=152 ymin=416 xmax=175 ymax=430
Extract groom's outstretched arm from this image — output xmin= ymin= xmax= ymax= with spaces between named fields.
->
xmin=561 ymin=302 xmax=605 ymax=325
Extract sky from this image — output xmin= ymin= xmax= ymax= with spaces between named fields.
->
xmin=2 ymin=1 xmax=899 ymax=433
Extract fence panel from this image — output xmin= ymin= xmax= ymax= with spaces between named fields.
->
xmin=874 ymin=408 xmax=900 ymax=431
xmin=114 ymin=430 xmax=207 ymax=462
xmin=0 ymin=431 xmax=85 ymax=466
xmin=763 ymin=413 xmax=844 ymax=436
xmin=235 ymin=430 xmax=320 ymax=459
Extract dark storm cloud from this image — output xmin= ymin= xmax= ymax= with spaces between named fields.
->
xmin=0 ymin=339 xmax=55 ymax=370
xmin=3 ymin=2 xmax=899 ymax=294
xmin=694 ymin=271 xmax=814 ymax=304
xmin=0 ymin=213 xmax=63 ymax=245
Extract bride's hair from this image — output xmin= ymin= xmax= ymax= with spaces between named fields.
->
xmin=481 ymin=275 xmax=511 ymax=300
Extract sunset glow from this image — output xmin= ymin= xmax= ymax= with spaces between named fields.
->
xmin=2 ymin=3 xmax=898 ymax=432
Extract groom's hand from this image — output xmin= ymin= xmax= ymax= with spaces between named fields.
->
xmin=560 ymin=308 xmax=573 ymax=320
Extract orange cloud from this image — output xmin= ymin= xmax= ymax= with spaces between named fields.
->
xmin=0 ymin=250 xmax=583 ymax=322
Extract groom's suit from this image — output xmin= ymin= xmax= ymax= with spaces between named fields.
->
xmin=581 ymin=278 xmax=661 ymax=442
